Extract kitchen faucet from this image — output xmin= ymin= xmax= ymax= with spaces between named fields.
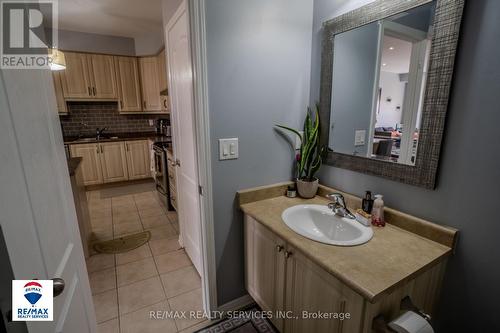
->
xmin=327 ymin=193 xmax=355 ymax=219
xmin=96 ymin=127 xmax=108 ymax=140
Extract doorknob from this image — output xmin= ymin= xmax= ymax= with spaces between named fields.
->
xmin=52 ymin=278 xmax=65 ymax=297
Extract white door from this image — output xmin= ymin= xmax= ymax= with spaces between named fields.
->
xmin=166 ymin=2 xmax=202 ymax=275
xmin=0 ymin=68 xmax=96 ymax=332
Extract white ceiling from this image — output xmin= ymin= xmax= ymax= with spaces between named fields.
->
xmin=380 ymin=35 xmax=412 ymax=74
xmin=55 ymin=0 xmax=163 ymax=40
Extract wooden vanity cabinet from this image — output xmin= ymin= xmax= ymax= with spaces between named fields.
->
xmin=245 ymin=215 xmax=363 ymax=333
xmin=244 ymin=214 xmax=446 ymax=333
xmin=245 ymin=216 xmax=286 ymax=331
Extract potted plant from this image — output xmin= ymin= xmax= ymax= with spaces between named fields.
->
xmin=276 ymin=105 xmax=325 ymax=198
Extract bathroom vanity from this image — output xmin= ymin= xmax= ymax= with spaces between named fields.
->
xmin=238 ymin=182 xmax=457 ymax=333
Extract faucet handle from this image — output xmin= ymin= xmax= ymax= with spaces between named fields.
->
xmin=326 ymin=192 xmax=344 ymax=204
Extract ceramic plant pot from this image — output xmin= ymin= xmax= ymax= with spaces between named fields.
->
xmin=296 ymin=178 xmax=319 ymax=199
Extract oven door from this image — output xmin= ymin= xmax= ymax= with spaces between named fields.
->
xmin=154 ymin=147 xmax=168 ymax=196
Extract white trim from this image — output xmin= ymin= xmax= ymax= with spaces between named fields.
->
xmin=217 ymin=294 xmax=254 ymax=313
xmin=189 ymin=0 xmax=218 ymax=315
xmin=189 ymin=0 xmax=217 ymax=313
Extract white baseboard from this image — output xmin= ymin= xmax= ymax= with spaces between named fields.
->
xmin=217 ymin=294 xmax=254 ymax=312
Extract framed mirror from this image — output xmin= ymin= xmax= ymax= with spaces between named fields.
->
xmin=319 ymin=0 xmax=465 ymax=189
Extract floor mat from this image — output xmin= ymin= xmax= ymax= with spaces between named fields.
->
xmin=195 ymin=306 xmax=277 ymax=333
xmin=92 ymin=231 xmax=151 ymax=254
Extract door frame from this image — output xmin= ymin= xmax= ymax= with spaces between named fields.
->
xmin=165 ymin=0 xmax=218 ymax=315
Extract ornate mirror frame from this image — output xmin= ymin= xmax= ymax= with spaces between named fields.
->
xmin=319 ymin=0 xmax=465 ymax=189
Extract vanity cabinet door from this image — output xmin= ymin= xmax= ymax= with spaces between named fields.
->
xmin=99 ymin=142 xmax=129 ymax=183
xmin=245 ymin=216 xmax=286 ymax=331
xmin=283 ymin=247 xmax=364 ymax=333
xmin=70 ymin=144 xmax=103 ymax=186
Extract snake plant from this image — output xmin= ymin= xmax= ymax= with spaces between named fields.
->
xmin=276 ymin=104 xmax=325 ymax=181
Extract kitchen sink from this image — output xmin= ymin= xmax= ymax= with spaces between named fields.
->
xmin=281 ymin=204 xmax=373 ymax=246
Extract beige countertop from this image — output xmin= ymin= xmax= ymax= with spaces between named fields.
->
xmin=240 ymin=193 xmax=454 ymax=303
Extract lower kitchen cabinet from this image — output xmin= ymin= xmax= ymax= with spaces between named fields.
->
xmin=245 ymin=215 xmax=363 ymax=333
xmin=70 ymin=140 xmax=151 ymax=186
xmin=70 ymin=143 xmax=103 ymax=186
xmin=99 ymin=142 xmax=129 ymax=183
xmin=125 ymin=140 xmax=151 ymax=180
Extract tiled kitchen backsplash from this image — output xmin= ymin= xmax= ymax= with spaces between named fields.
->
xmin=60 ymin=102 xmax=166 ymax=137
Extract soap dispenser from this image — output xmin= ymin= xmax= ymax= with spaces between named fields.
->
xmin=362 ymin=191 xmax=374 ymax=214
xmin=371 ymin=194 xmax=385 ymax=227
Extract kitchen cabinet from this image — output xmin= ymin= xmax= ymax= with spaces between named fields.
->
xmin=70 ymin=140 xmax=151 ymax=186
xmin=61 ymin=52 xmax=117 ymax=100
xmin=139 ymin=56 xmax=162 ymax=112
xmin=61 ymin=52 xmax=93 ymax=99
xmin=125 ymin=140 xmax=151 ymax=180
xmin=70 ymin=143 xmax=103 ymax=186
xmin=52 ymin=70 xmax=67 ymax=114
xmin=99 ymin=142 xmax=129 ymax=183
xmin=115 ymin=56 xmax=142 ymax=112
xmin=88 ymin=54 xmax=118 ymax=99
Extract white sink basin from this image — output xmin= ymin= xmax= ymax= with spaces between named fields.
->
xmin=282 ymin=204 xmax=373 ymax=246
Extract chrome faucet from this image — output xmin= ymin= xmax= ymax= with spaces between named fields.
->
xmin=96 ymin=127 xmax=108 ymax=140
xmin=327 ymin=193 xmax=355 ymax=219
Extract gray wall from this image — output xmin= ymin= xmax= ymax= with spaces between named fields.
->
xmin=330 ymin=22 xmax=379 ymax=156
xmin=311 ymin=0 xmax=500 ymax=331
xmin=204 ymin=0 xmax=313 ymax=305
xmin=51 ymin=29 xmax=136 ymax=56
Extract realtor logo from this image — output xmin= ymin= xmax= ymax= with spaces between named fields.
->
xmin=12 ymin=280 xmax=53 ymax=321
xmin=1 ymin=0 xmax=58 ymax=68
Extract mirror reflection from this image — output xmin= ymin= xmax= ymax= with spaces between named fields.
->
xmin=329 ymin=2 xmax=435 ymax=165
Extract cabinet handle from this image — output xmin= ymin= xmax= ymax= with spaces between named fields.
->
xmin=276 ymin=245 xmax=284 ymax=252
xmin=96 ymin=145 xmax=99 ymax=154
xmin=126 ymin=143 xmax=129 ymax=151
xmin=143 ymin=101 xmax=146 ymax=109
xmin=284 ymin=251 xmax=293 ymax=259
xmin=120 ymin=100 xmax=123 ymax=109
xmin=88 ymin=87 xmax=91 ymax=96
xmin=100 ymin=145 xmax=103 ymax=153
xmin=92 ymin=87 xmax=96 ymax=96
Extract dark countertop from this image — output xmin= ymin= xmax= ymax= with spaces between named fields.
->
xmin=68 ymin=157 xmax=82 ymax=176
xmin=64 ymin=132 xmax=171 ymax=145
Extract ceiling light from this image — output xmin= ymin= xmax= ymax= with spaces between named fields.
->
xmin=49 ymin=49 xmax=66 ymax=71
xmin=382 ymin=63 xmax=387 ymax=66
xmin=389 ymin=46 xmax=395 ymax=50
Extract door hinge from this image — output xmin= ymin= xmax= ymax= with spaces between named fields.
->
xmin=198 ymin=185 xmax=204 ymax=196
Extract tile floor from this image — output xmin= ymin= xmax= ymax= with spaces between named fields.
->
xmin=85 ymin=182 xmax=206 ymax=333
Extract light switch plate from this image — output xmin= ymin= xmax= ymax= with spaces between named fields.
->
xmin=219 ymin=138 xmax=239 ymax=160
xmin=354 ymin=130 xmax=366 ymax=146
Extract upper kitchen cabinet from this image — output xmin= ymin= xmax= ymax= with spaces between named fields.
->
xmin=88 ymin=54 xmax=118 ymax=99
xmin=115 ymin=56 xmax=142 ymax=112
xmin=52 ymin=71 xmax=67 ymax=114
xmin=61 ymin=52 xmax=93 ymax=99
xmin=61 ymin=51 xmax=117 ymax=100
xmin=139 ymin=56 xmax=162 ymax=112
